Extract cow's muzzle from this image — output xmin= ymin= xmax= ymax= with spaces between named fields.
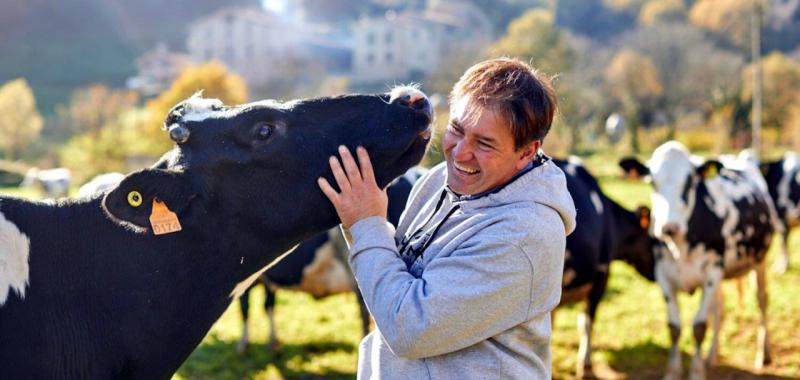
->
xmin=168 ymin=123 xmax=191 ymax=144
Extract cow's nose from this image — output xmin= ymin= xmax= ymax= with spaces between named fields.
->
xmin=390 ymin=87 xmax=433 ymax=122
xmin=168 ymin=123 xmax=191 ymax=144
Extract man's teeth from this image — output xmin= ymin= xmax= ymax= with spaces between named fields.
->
xmin=455 ymin=163 xmax=479 ymax=174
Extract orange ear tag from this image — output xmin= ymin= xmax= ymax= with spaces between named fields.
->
xmin=149 ymin=199 xmax=182 ymax=235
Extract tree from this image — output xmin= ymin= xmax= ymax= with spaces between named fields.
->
xmin=66 ymin=84 xmax=140 ymax=137
xmin=605 ymin=50 xmax=663 ymax=152
xmin=0 ymin=79 xmax=43 ymax=160
xmin=490 ymin=9 xmax=576 ymax=76
xmin=619 ymin=23 xmax=745 ymax=136
xmin=638 ymin=0 xmax=686 ymax=26
xmin=741 ymin=51 xmax=800 ymax=129
xmin=688 ymin=0 xmax=764 ymax=52
xmin=137 ymin=62 xmax=248 ymax=157
xmin=555 ymin=0 xmax=637 ymax=41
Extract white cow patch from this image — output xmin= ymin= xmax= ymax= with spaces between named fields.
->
xmin=648 ymin=142 xmax=696 ymax=238
xmin=0 ymin=211 xmax=31 ymax=306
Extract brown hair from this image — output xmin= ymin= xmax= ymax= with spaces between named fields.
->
xmin=449 ymin=58 xmax=557 ymax=150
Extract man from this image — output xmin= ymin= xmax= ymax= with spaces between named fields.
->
xmin=318 ymin=58 xmax=576 ymax=379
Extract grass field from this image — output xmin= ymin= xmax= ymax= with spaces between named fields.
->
xmin=3 ymin=165 xmax=799 ymax=380
xmin=173 ymin=176 xmax=800 ymax=380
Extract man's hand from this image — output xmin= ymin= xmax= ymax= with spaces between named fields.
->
xmin=318 ymin=145 xmax=388 ymax=228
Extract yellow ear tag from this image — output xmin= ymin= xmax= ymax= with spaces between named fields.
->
xmin=703 ymin=165 xmax=718 ymax=180
xmin=127 ymin=191 xmax=143 ymax=207
xmin=149 ymin=199 xmax=182 ymax=235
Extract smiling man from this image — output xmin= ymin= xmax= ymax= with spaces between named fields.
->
xmin=318 ymin=58 xmax=576 ymax=379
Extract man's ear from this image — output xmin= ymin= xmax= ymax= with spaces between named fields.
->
xmin=102 ymin=169 xmax=196 ymax=230
xmin=516 ymin=140 xmax=541 ymax=170
xmin=619 ymin=157 xmax=650 ymax=179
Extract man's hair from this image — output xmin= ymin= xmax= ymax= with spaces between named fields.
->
xmin=449 ymin=58 xmax=557 ymax=150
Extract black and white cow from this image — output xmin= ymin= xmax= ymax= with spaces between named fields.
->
xmin=760 ymin=152 xmax=800 ymax=273
xmin=620 ymin=141 xmax=774 ymax=380
xmin=554 ymin=157 xmax=658 ymax=379
xmin=0 ymin=87 xmax=432 ymax=379
xmin=236 ymin=166 xmax=426 ymax=352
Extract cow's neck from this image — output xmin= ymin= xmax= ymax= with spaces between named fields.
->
xmin=0 ymin=196 xmax=324 ymax=378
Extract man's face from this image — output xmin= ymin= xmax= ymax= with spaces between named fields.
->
xmin=442 ymin=98 xmax=538 ymax=195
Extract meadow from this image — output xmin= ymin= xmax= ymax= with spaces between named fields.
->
xmin=2 ymin=164 xmax=799 ymax=380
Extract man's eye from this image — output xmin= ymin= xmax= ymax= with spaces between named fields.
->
xmin=254 ymin=123 xmax=274 ymax=140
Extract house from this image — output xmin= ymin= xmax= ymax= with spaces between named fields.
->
xmin=351 ymin=0 xmax=492 ymax=84
xmin=126 ymin=43 xmax=195 ymax=97
xmin=186 ymin=7 xmax=306 ymax=87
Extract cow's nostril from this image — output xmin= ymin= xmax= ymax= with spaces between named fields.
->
xmin=168 ymin=124 xmax=191 ymax=144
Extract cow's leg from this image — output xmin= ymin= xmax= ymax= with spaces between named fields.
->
xmin=576 ymin=274 xmax=608 ymax=379
xmin=705 ymin=286 xmax=724 ymax=368
xmin=754 ymin=262 xmax=772 ymax=368
xmin=264 ymin=287 xmax=280 ymax=350
xmin=656 ymin=266 xmax=682 ymax=380
xmin=689 ymin=269 xmax=723 ymax=380
xmin=236 ymin=286 xmax=253 ymax=354
xmin=772 ymin=229 xmax=790 ymax=274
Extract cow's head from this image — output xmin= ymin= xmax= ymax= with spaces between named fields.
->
xmin=619 ymin=141 xmax=721 ymax=244
xmin=614 ymin=206 xmax=660 ymax=282
xmin=102 ymin=86 xmax=432 ymax=243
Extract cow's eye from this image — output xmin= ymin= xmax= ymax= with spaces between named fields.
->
xmin=254 ymin=123 xmax=274 ymax=140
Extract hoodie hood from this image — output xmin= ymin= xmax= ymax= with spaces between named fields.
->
xmin=444 ymin=151 xmax=577 ymax=236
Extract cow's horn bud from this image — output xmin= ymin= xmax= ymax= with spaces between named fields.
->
xmin=168 ymin=123 xmax=190 ymax=144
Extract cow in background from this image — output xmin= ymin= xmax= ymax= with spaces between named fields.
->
xmin=20 ymin=167 xmax=72 ymax=198
xmin=78 ymin=172 xmax=126 ymax=198
xmin=620 ymin=141 xmax=774 ymax=380
xmin=760 ymin=152 xmax=800 ymax=273
xmin=553 ymin=157 xmax=659 ymax=378
xmin=237 ymin=167 xmax=427 ymax=353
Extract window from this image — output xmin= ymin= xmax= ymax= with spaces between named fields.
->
xmin=386 ymin=52 xmax=394 ymax=62
xmin=366 ymin=53 xmax=375 ymax=64
xmin=366 ymin=32 xmax=375 ymax=45
xmin=385 ymin=31 xmax=393 ymax=44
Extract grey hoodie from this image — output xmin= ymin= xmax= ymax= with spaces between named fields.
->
xmin=347 ymin=156 xmax=576 ymax=380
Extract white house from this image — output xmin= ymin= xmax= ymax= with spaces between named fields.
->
xmin=351 ymin=0 xmax=492 ymax=83
xmin=186 ymin=7 xmax=306 ymax=87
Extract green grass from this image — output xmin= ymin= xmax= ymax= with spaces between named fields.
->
xmin=4 ymin=164 xmax=799 ymax=380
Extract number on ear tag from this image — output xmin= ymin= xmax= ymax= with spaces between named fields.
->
xmin=149 ymin=199 xmax=182 ymax=235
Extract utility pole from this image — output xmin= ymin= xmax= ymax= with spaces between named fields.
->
xmin=751 ymin=0 xmax=763 ymax=158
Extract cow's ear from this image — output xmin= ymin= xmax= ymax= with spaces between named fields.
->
xmin=697 ymin=160 xmax=723 ymax=180
xmin=636 ymin=205 xmax=651 ymax=230
xmin=619 ymin=157 xmax=650 ymax=179
xmin=102 ymin=169 xmax=196 ymax=230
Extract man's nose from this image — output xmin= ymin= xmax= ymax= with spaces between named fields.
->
xmin=452 ymin=139 xmax=473 ymax=161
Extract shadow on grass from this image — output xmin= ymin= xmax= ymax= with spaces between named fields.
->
xmin=176 ymin=336 xmax=356 ymax=380
xmin=599 ymin=341 xmax=798 ymax=380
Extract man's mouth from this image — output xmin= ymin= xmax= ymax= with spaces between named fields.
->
xmin=454 ymin=162 xmax=480 ymax=175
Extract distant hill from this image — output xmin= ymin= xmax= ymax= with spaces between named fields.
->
xmin=0 ymin=0 xmax=258 ymax=115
